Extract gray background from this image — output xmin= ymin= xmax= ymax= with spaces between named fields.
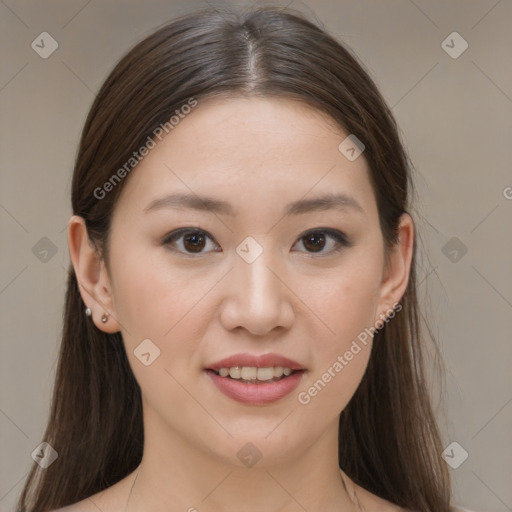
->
xmin=1 ymin=1 xmax=511 ymax=511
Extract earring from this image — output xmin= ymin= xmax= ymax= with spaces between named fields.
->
xmin=101 ymin=312 xmax=108 ymax=323
xmin=85 ymin=307 xmax=92 ymax=317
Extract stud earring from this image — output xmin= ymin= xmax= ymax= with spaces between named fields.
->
xmin=85 ymin=307 xmax=92 ymax=317
xmin=101 ymin=312 xmax=108 ymax=323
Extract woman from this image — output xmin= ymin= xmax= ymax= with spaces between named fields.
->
xmin=17 ymin=5 xmax=458 ymax=512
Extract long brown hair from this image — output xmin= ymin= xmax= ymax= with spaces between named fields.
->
xmin=17 ymin=5 xmax=451 ymax=511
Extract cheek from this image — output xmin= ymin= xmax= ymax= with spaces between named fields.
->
xmin=295 ymin=251 xmax=383 ymax=413
xmin=109 ymin=252 xmax=209 ymax=416
xmin=109 ymin=245 xmax=225 ymax=394
xmin=111 ymin=244 xmax=206 ymax=339
xmin=311 ymin=253 xmax=383 ymax=352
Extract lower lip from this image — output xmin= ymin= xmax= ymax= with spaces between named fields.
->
xmin=205 ymin=370 xmax=305 ymax=405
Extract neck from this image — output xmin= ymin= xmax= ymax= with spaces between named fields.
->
xmin=123 ymin=414 xmax=361 ymax=512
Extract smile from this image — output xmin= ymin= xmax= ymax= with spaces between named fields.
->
xmin=205 ymin=353 xmax=307 ymax=404
xmin=214 ymin=366 xmax=295 ymax=382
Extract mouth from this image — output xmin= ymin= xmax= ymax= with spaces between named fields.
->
xmin=204 ymin=353 xmax=307 ymax=405
xmin=206 ymin=366 xmax=303 ymax=384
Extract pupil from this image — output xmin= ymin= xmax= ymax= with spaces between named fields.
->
xmin=185 ymin=233 xmax=205 ymax=252
xmin=304 ymin=232 xmax=325 ymax=252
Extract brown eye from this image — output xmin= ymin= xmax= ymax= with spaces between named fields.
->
xmin=293 ymin=229 xmax=350 ymax=255
xmin=302 ymin=232 xmax=327 ymax=252
xmin=182 ymin=232 xmax=206 ymax=252
xmin=162 ymin=228 xmax=220 ymax=255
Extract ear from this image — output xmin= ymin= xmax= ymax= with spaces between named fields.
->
xmin=67 ymin=215 xmax=121 ymax=333
xmin=375 ymin=212 xmax=414 ymax=322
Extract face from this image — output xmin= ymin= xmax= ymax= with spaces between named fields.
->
xmin=92 ymin=97 xmax=397 ymax=468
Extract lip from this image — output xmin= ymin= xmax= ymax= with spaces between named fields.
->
xmin=206 ymin=353 xmax=306 ymax=371
xmin=204 ymin=352 xmax=306 ymax=405
xmin=206 ymin=369 xmax=306 ymax=405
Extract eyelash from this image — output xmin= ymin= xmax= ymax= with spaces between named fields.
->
xmin=161 ymin=227 xmax=352 ymax=257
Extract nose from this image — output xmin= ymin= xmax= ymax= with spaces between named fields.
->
xmin=219 ymin=248 xmax=295 ymax=336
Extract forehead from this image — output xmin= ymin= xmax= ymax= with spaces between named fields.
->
xmin=113 ymin=96 xmax=376 ymax=220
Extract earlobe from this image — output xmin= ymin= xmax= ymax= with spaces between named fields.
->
xmin=67 ymin=215 xmax=121 ymax=333
xmin=376 ymin=213 xmax=414 ymax=320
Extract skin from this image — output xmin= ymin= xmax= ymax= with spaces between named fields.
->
xmin=66 ymin=97 xmax=413 ymax=512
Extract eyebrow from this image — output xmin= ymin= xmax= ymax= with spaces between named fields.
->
xmin=143 ymin=192 xmax=364 ymax=216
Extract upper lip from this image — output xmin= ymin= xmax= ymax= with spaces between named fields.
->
xmin=206 ymin=353 xmax=306 ymax=371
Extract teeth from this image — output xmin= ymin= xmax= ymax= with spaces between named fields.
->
xmin=241 ymin=367 xmax=257 ymax=380
xmin=229 ymin=367 xmax=241 ymax=379
xmin=216 ymin=366 xmax=295 ymax=381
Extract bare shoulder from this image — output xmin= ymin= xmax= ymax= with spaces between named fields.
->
xmin=352 ymin=482 xmax=408 ymax=511
xmin=354 ymin=482 xmax=474 ymax=512
xmin=49 ymin=500 xmax=96 ymax=512
xmin=49 ymin=495 xmax=108 ymax=512
xmin=48 ymin=470 xmax=137 ymax=512
xmin=49 ymin=481 xmax=129 ymax=512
